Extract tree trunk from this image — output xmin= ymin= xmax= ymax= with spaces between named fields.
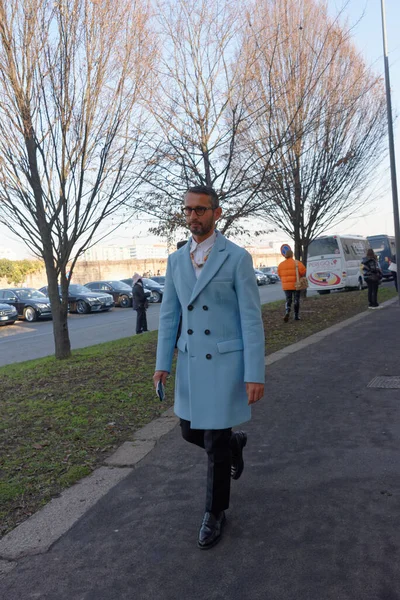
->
xmin=24 ymin=131 xmax=72 ymax=359
xmin=293 ymin=158 xmax=302 ymax=261
xmin=202 ymin=145 xmax=212 ymax=187
xmin=44 ymin=260 xmax=71 ymax=359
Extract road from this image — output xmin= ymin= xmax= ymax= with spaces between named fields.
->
xmin=0 ymin=283 xmax=299 ymax=367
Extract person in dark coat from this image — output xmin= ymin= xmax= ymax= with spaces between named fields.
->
xmin=362 ymin=249 xmax=382 ymax=309
xmin=132 ymin=273 xmax=149 ymax=334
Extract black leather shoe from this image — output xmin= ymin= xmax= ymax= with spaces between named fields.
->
xmin=294 ymin=315 xmax=300 ymax=321
xmin=198 ymin=511 xmax=226 ymax=549
xmin=231 ymin=431 xmax=247 ymax=480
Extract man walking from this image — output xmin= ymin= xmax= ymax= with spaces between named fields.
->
xmin=153 ymin=185 xmax=265 ymax=549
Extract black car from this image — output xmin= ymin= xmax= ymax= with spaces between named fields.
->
xmin=0 ymin=288 xmax=52 ymax=322
xmin=259 ymin=267 xmax=279 ymax=283
xmin=254 ymin=269 xmax=268 ymax=286
xmin=121 ymin=277 xmax=164 ymax=303
xmin=39 ymin=284 xmax=115 ymax=314
xmin=150 ymin=276 xmax=166 ymax=286
xmin=84 ymin=281 xmax=134 ymax=308
xmin=0 ymin=302 xmax=18 ymax=326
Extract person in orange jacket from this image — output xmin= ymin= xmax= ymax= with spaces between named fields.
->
xmin=277 ymin=249 xmax=307 ymax=322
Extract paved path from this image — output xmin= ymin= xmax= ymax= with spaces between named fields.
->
xmin=1 ymin=299 xmax=400 ymax=599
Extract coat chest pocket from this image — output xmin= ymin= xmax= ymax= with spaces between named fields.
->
xmin=217 ymin=339 xmax=244 ymax=354
xmin=210 ymin=279 xmax=232 ymax=284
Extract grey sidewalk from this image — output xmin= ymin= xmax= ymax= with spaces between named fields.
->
xmin=2 ymin=301 xmax=400 ymax=599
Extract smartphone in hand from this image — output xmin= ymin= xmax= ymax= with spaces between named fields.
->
xmin=156 ymin=380 xmax=165 ymax=402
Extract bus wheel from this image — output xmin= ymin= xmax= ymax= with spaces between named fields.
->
xmin=318 ymin=290 xmax=331 ymax=295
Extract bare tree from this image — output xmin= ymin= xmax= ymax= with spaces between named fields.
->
xmin=138 ymin=0 xmax=278 ymax=239
xmin=0 ymin=0 xmax=155 ymax=358
xmin=244 ymin=0 xmax=387 ymax=262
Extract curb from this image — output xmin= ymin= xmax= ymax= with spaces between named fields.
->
xmin=0 ymin=296 xmax=398 ymax=572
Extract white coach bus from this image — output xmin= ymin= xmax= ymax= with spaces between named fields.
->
xmin=307 ymin=234 xmax=369 ymax=294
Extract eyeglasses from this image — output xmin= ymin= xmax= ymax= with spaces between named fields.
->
xmin=182 ymin=206 xmax=214 ymax=217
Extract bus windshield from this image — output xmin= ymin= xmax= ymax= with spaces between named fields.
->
xmin=308 ymin=237 xmax=339 ymax=258
xmin=367 ymin=235 xmax=396 ymax=276
xmin=367 ymin=235 xmax=391 ymax=254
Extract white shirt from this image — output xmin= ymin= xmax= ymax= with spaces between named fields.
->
xmin=190 ymin=231 xmax=217 ymax=279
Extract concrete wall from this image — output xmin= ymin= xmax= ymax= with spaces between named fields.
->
xmin=0 ymin=251 xmax=284 ymax=289
xmin=70 ymin=258 xmax=169 ymax=285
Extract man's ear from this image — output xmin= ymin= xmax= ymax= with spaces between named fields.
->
xmin=215 ymin=207 xmax=222 ymax=221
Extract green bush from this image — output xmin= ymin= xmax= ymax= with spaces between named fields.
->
xmin=0 ymin=259 xmax=42 ymax=285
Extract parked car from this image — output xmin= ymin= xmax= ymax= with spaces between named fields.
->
xmin=150 ymin=276 xmax=166 ymax=286
xmin=84 ymin=281 xmax=134 ymax=308
xmin=39 ymin=284 xmax=114 ymax=314
xmin=0 ymin=288 xmax=52 ymax=322
xmin=260 ymin=267 xmax=280 ymax=283
xmin=121 ymin=277 xmax=164 ymax=303
xmin=254 ymin=269 xmax=268 ymax=286
xmin=0 ymin=302 xmax=18 ymax=326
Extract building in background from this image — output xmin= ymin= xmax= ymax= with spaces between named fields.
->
xmin=245 ymin=240 xmax=291 ymax=268
xmin=0 ymin=246 xmax=17 ymax=260
xmin=129 ymin=239 xmax=168 ymax=260
xmin=80 ymin=245 xmax=131 ymax=262
xmin=77 ymin=236 xmax=289 ymax=270
xmin=80 ymin=238 xmax=168 ymax=262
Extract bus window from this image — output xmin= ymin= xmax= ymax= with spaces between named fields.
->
xmin=308 ymin=237 xmax=339 ymax=258
xmin=341 ymin=238 xmax=367 ymax=261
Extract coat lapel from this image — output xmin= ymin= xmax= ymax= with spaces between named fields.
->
xmin=189 ymin=232 xmax=229 ymax=304
xmin=179 ymin=240 xmax=197 ymax=296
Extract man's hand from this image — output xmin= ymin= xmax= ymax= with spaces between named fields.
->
xmin=153 ymin=370 xmax=169 ymax=389
xmin=246 ymin=382 xmax=264 ymax=405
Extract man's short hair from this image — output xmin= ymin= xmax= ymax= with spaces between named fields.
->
xmin=186 ymin=185 xmax=219 ymax=209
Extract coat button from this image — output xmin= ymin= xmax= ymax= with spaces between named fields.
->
xmin=206 ymin=353 xmax=212 ymax=359
xmin=188 ymin=304 xmax=194 ymax=311
xmin=203 ymin=305 xmax=208 ymax=311
xmin=187 ymin=329 xmax=193 ymax=335
xmin=204 ymin=329 xmax=210 ymax=335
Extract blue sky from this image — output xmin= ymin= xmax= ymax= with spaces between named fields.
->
xmin=323 ymin=0 xmax=400 ymax=238
xmin=1 ymin=0 xmax=400 ymax=257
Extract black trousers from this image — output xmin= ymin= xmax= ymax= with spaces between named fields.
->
xmin=284 ymin=290 xmax=301 ymax=315
xmin=366 ymin=280 xmax=379 ymax=307
xmin=180 ymin=419 xmax=232 ymax=514
xmin=135 ymin=307 xmax=148 ymax=334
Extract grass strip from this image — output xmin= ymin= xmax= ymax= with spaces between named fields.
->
xmin=0 ymin=285 xmax=397 ymax=536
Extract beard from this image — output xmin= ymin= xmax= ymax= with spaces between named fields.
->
xmin=189 ymin=219 xmax=213 ymax=236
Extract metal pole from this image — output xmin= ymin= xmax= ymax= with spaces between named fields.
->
xmin=381 ymin=0 xmax=400 ymax=304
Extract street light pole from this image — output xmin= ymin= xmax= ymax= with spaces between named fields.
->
xmin=380 ymin=0 xmax=400 ymax=304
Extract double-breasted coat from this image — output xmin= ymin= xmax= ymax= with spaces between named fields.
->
xmin=155 ymin=232 xmax=265 ymax=429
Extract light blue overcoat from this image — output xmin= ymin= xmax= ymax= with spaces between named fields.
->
xmin=155 ymin=232 xmax=265 ymax=429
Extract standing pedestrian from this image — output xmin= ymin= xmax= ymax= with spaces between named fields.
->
xmin=132 ymin=273 xmax=149 ymax=334
xmin=153 ymin=185 xmax=265 ymax=550
xmin=362 ymin=249 xmax=382 ymax=308
xmin=277 ymin=249 xmax=307 ymax=321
